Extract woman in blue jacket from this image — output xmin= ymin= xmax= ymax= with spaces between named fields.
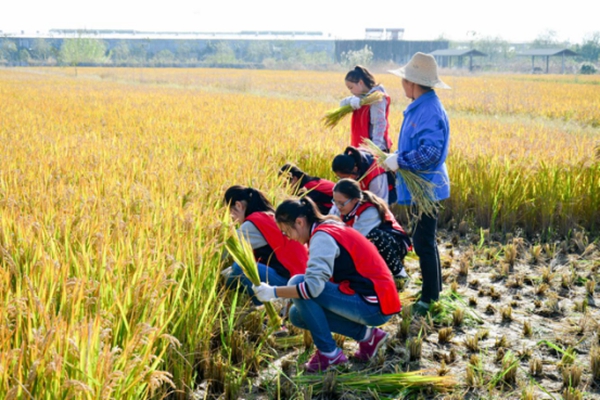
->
xmin=384 ymin=52 xmax=451 ymax=316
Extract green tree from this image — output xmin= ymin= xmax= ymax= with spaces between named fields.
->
xmin=245 ymin=41 xmax=272 ymax=63
xmin=152 ymin=49 xmax=175 ymax=64
xmin=175 ymin=41 xmax=195 ymax=62
xmin=18 ymin=49 xmax=31 ymax=63
xmin=340 ymin=45 xmax=373 ymax=68
xmin=31 ymin=38 xmax=54 ymax=61
xmin=577 ymin=32 xmax=600 ymax=62
xmin=531 ymin=30 xmax=561 ymax=49
xmin=203 ymin=42 xmax=237 ymax=64
xmin=0 ymin=40 xmax=18 ymax=62
xmin=59 ymin=37 xmax=108 ymax=65
xmin=472 ymin=35 xmax=512 ymax=62
xmin=110 ymin=41 xmax=130 ymax=63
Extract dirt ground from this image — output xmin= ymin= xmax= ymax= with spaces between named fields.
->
xmin=249 ymin=229 xmax=600 ymax=399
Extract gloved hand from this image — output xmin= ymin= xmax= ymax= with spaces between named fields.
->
xmin=349 ymin=96 xmax=362 ymax=110
xmin=220 ymin=266 xmax=233 ymax=278
xmin=252 ymin=282 xmax=278 ymax=302
xmin=384 ymin=153 xmax=399 ymax=171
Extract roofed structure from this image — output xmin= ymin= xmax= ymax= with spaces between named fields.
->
xmin=518 ymin=48 xmax=578 ymax=74
xmin=430 ymin=49 xmax=487 ymax=71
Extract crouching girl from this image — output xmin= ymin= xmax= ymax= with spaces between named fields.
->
xmin=223 ymin=185 xmax=308 ymax=305
xmin=252 ymin=197 xmax=401 ymax=372
xmin=331 ymin=178 xmax=411 ymax=278
xmin=279 ymin=163 xmax=335 ymax=215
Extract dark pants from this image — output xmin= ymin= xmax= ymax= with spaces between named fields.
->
xmin=412 ymin=210 xmax=442 ymax=303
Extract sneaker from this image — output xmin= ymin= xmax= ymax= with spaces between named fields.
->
xmin=304 ymin=349 xmax=348 ymax=373
xmin=354 ymin=328 xmax=389 ymax=361
xmin=411 ymin=300 xmax=430 ymax=317
xmin=394 ymin=268 xmax=409 ymax=279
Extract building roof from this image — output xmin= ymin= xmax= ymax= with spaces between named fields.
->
xmin=430 ymin=49 xmax=487 ymax=57
xmin=518 ymin=48 xmax=578 ymax=56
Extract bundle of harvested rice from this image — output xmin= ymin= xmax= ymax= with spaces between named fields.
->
xmin=322 ymin=92 xmax=384 ymax=129
xmin=223 ymin=218 xmax=282 ymax=330
xmin=296 ymin=369 xmax=455 ymax=396
xmin=361 ymin=138 xmax=439 ymax=218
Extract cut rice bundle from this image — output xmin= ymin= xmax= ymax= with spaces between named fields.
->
xmin=361 ymin=138 xmax=439 ymax=219
xmin=223 ymin=216 xmax=282 ymax=330
xmin=323 ymin=92 xmax=384 ymax=129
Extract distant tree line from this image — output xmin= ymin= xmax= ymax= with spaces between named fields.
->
xmin=1 ymin=31 xmax=599 ymax=73
xmin=0 ymin=37 xmax=334 ymax=68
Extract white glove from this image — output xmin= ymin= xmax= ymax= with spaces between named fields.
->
xmin=349 ymin=96 xmax=361 ymax=110
xmin=384 ymin=153 xmax=399 ymax=171
xmin=252 ymin=282 xmax=277 ymax=303
xmin=220 ymin=266 xmax=233 ymax=278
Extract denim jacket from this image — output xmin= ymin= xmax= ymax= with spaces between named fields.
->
xmin=395 ymin=91 xmax=450 ymax=205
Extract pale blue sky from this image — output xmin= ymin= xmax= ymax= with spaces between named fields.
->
xmin=1 ymin=0 xmax=597 ymax=43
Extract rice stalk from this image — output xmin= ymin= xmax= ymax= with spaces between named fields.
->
xmin=322 ymin=91 xmax=384 ymax=129
xmin=222 ymin=218 xmax=281 ymax=330
xmin=296 ymin=369 xmax=455 ymax=395
xmin=361 ymin=138 xmax=439 ymax=218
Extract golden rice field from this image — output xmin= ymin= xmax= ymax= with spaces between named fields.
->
xmin=0 ymin=67 xmax=599 ymax=399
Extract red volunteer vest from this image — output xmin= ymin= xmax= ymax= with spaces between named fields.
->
xmin=342 ymin=202 xmax=408 ymax=236
xmin=245 ymin=212 xmax=308 ymax=277
xmin=350 ymin=93 xmax=392 ymax=150
xmin=312 ymin=223 xmax=401 ymax=316
xmin=303 ymin=179 xmax=335 ymax=211
xmin=359 ymin=161 xmax=387 ymax=192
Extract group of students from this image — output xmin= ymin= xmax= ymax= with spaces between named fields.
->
xmin=223 ymin=52 xmax=452 ymax=373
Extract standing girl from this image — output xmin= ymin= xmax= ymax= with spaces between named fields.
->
xmin=331 ymin=146 xmax=396 ymax=205
xmin=330 ymin=178 xmax=411 ymax=278
xmin=384 ymin=52 xmax=451 ymax=316
xmin=279 ymin=163 xmax=335 ymax=215
xmin=223 ymin=185 xmax=308 ymax=305
xmin=252 ymin=197 xmax=401 ymax=372
xmin=340 ymin=65 xmax=392 ymax=151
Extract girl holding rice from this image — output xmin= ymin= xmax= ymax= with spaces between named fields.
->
xmin=383 ymin=52 xmax=451 ymax=316
xmin=223 ymin=185 xmax=308 ymax=305
xmin=340 ymin=65 xmax=392 ymax=151
xmin=252 ymin=197 xmax=400 ymax=373
xmin=330 ymin=178 xmax=411 ymax=278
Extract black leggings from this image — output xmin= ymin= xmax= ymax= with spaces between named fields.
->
xmin=412 ymin=211 xmax=442 ymax=303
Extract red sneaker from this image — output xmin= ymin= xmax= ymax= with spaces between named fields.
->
xmin=304 ymin=349 xmax=348 ymax=373
xmin=354 ymin=328 xmax=389 ymax=361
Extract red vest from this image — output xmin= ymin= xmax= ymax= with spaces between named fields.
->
xmin=350 ymin=93 xmax=392 ymax=150
xmin=303 ymin=179 xmax=335 ymax=212
xmin=312 ymin=223 xmax=401 ymax=316
xmin=359 ymin=160 xmax=387 ymax=192
xmin=343 ymin=202 xmax=408 ymax=236
xmin=245 ymin=212 xmax=308 ymax=277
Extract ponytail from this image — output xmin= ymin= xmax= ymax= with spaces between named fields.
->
xmin=223 ymin=185 xmax=274 ymax=218
xmin=345 ymin=65 xmax=377 ymax=89
xmin=332 ymin=146 xmax=363 ymax=175
xmin=360 ymin=190 xmax=389 ymax=222
xmin=275 ymin=197 xmax=338 ymax=227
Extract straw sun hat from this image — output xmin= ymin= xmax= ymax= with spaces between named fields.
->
xmin=389 ymin=52 xmax=451 ymax=89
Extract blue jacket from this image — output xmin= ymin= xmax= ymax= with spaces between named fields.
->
xmin=395 ymin=91 xmax=450 ymax=205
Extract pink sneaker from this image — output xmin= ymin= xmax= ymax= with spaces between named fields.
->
xmin=304 ymin=349 xmax=348 ymax=373
xmin=354 ymin=328 xmax=389 ymax=361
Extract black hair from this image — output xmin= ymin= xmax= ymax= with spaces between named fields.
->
xmin=333 ymin=178 xmax=389 ymax=222
xmin=279 ymin=163 xmax=319 ymax=193
xmin=223 ymin=185 xmax=274 ymax=218
xmin=275 ymin=197 xmax=338 ymax=227
xmin=345 ymin=65 xmax=377 ymax=89
xmin=331 ymin=146 xmax=362 ymax=175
